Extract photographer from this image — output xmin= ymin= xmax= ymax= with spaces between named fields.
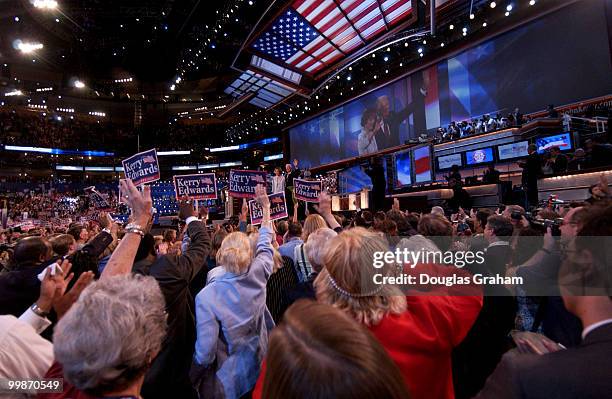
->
xmin=510 ymin=207 xmax=589 ymax=348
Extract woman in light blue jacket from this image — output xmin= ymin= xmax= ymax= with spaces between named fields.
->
xmin=191 ymin=185 xmax=275 ymax=398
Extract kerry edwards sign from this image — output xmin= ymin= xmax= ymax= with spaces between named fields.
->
xmin=173 ymin=173 xmax=218 ymax=200
xmin=294 ymin=179 xmax=322 ymax=202
xmin=248 ymin=192 xmax=288 ymax=225
xmin=228 ymin=169 xmax=268 ymax=198
xmin=122 ymin=149 xmax=160 ymax=186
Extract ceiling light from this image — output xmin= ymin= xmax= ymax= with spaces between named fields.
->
xmin=16 ymin=41 xmax=43 ymax=54
xmin=470 ymin=13 xmax=475 ymax=19
xmin=449 ymin=24 xmax=454 ymax=30
xmin=5 ymin=90 xmax=23 ymax=97
xmin=529 ymin=0 xmax=536 ymax=5
xmin=32 ymin=0 xmax=58 ymax=10
xmin=490 ymin=2 xmax=496 ymax=8
xmin=506 ymin=4 xmax=513 ymax=11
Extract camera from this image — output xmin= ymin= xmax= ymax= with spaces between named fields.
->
xmin=524 ymin=212 xmax=563 ymax=236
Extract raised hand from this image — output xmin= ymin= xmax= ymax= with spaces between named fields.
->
xmin=120 ymin=179 xmax=152 ymax=226
xmin=254 ymin=184 xmax=270 ymax=208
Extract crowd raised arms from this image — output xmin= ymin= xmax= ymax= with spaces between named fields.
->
xmin=1 ymin=155 xmax=612 ymax=399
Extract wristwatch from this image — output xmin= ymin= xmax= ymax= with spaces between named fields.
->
xmin=31 ymin=303 xmax=50 ymax=318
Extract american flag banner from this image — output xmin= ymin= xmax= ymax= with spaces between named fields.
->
xmin=251 ymin=0 xmax=413 ymax=75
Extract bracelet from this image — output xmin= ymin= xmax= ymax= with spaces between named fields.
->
xmin=31 ymin=303 xmax=49 ymax=318
xmin=125 ymin=228 xmax=145 ymax=237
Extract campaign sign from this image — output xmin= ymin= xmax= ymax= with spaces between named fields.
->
xmin=122 ymin=149 xmax=160 ymax=186
xmin=229 ymin=169 xmax=268 ymax=198
xmin=248 ymin=192 xmax=288 ymax=225
xmin=294 ymin=179 xmax=322 ymax=202
xmin=85 ymin=186 xmax=111 ymax=210
xmin=173 ymin=173 xmax=217 ymax=200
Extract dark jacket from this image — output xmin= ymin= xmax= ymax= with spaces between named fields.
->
xmin=142 ymin=220 xmax=211 ymax=399
xmin=454 ymin=243 xmax=516 ymax=398
xmin=0 ymin=231 xmax=112 ymax=318
xmin=476 ymin=323 xmax=612 ymax=399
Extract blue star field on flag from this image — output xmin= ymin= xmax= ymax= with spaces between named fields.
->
xmin=251 ymin=9 xmax=320 ymax=62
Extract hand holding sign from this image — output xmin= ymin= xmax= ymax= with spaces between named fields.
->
xmin=254 ymin=184 xmax=270 ymax=227
xmin=120 ymin=179 xmax=152 ymax=227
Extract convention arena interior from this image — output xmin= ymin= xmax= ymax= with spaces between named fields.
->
xmin=0 ymin=0 xmax=611 ymax=398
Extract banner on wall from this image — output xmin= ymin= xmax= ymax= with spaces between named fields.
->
xmin=248 ymin=192 xmax=288 ymax=225
xmin=228 ymin=169 xmax=268 ymax=198
xmin=294 ymin=179 xmax=322 ymax=202
xmin=84 ymin=186 xmax=111 ymax=210
xmin=122 ymin=149 xmax=160 ymax=186
xmin=173 ymin=173 xmax=218 ymax=200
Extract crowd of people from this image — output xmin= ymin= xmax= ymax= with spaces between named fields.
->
xmin=0 ymin=171 xmax=610 ymax=399
xmin=0 ymin=110 xmax=133 ymax=150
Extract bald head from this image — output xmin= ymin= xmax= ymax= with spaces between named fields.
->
xmin=13 ymin=236 xmax=53 ymax=269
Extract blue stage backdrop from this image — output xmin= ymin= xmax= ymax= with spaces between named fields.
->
xmin=290 ymin=0 xmax=612 ymax=168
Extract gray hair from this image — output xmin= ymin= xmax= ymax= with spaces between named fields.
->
xmin=396 ymin=234 xmax=440 ymax=254
xmin=304 ymin=228 xmax=337 ymax=273
xmin=53 ymin=274 xmax=167 ymax=396
xmin=431 ymin=206 xmax=445 ymax=217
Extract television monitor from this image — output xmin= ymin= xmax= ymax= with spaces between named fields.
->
xmin=465 ymin=147 xmax=495 ymax=165
xmin=412 ymin=145 xmax=433 ymax=184
xmin=536 ymin=132 xmax=573 ymax=153
xmin=497 ymin=141 xmax=530 ymax=161
xmin=394 ymin=150 xmax=412 ymax=188
xmin=437 ymin=153 xmax=463 ymax=171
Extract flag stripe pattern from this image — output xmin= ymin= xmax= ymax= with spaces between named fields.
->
xmin=250 ymin=0 xmax=412 ymax=74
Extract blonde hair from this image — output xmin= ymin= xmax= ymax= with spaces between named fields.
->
xmin=216 ymin=232 xmax=253 ymax=274
xmin=315 ymin=227 xmax=406 ymax=326
xmin=302 ymin=214 xmax=327 ymax=242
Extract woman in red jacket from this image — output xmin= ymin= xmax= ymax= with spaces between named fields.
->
xmin=313 ymin=228 xmax=482 ymax=399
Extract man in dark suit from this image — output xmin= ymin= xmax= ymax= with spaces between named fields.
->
xmin=476 ymin=206 xmax=612 ymax=399
xmin=141 ymin=202 xmax=211 ymax=399
xmin=376 ymin=95 xmax=410 ymax=149
xmin=364 ymin=156 xmax=386 ymax=212
xmin=519 ymin=144 xmax=542 ymax=208
xmin=454 ymin=215 xmax=516 ymax=399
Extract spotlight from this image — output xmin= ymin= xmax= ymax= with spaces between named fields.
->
xmin=15 ymin=41 xmax=44 ymax=54
xmin=417 ymin=48 xmax=423 ymax=53
xmin=505 ymin=11 xmax=510 ymax=16
xmin=529 ymin=0 xmax=535 ymax=5
xmin=170 ymin=84 xmax=176 ymax=91
xmin=506 ymin=4 xmax=513 ymax=11
xmin=32 ymin=0 xmax=58 ymax=10
xmin=470 ymin=13 xmax=475 ymax=19
xmin=490 ymin=2 xmax=496 ymax=8
xmin=74 ymin=80 xmax=85 ymax=88
xmin=383 ymin=55 xmax=389 ymax=62
xmin=449 ymin=24 xmax=454 ymax=30
xmin=14 ymin=16 xmax=20 ymax=22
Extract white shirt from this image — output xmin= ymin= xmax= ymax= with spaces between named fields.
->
xmin=358 ymin=130 xmax=378 ymax=155
xmin=0 ymin=308 xmax=54 ymax=397
xmin=272 ymin=175 xmax=285 ymax=194
xmin=581 ymin=318 xmax=612 ymax=340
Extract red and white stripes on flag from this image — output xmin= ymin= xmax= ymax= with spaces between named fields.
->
xmin=288 ymin=0 xmax=412 ymax=73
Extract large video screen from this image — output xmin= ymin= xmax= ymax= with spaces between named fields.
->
xmin=290 ymin=0 xmax=612 ymax=168
xmin=395 ymin=151 xmax=412 ymax=188
xmin=465 ymin=148 xmax=495 ymax=165
xmin=536 ymin=133 xmax=573 ymax=154
xmin=437 ymin=153 xmax=463 ymax=170
xmin=498 ymin=141 xmax=530 ymax=161
xmin=413 ymin=146 xmax=433 ymax=184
